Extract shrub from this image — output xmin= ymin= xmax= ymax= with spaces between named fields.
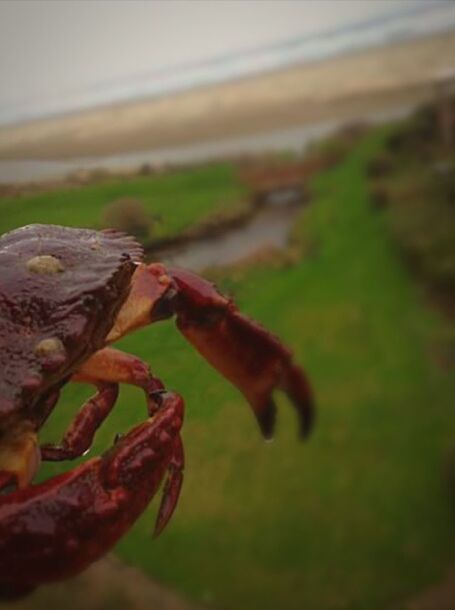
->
xmin=369 ymin=185 xmax=390 ymax=210
xmin=366 ymin=152 xmax=395 ymax=179
xmin=102 ymin=198 xmax=152 ymax=240
xmin=444 ymin=445 xmax=455 ymax=511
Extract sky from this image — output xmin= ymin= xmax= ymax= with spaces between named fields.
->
xmin=0 ymin=0 xmax=451 ymax=124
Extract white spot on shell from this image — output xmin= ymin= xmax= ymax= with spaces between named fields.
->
xmin=89 ymin=238 xmax=102 ymax=251
xmin=26 ymin=255 xmax=64 ymax=275
xmin=35 ymin=338 xmax=65 ymax=356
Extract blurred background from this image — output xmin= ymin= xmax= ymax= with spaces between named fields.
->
xmin=1 ymin=1 xmax=455 ymax=609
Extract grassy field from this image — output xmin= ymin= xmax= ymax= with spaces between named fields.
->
xmin=0 ymin=162 xmax=247 ymax=240
xmin=4 ymin=126 xmax=455 ymax=610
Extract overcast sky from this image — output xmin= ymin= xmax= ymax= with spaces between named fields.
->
xmin=0 ymin=0 xmax=446 ymax=121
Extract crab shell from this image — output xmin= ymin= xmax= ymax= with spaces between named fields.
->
xmin=0 ymin=224 xmax=143 ymax=428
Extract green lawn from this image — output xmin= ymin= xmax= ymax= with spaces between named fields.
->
xmin=8 ymin=127 xmax=455 ymax=609
xmin=0 ymin=162 xmax=247 ymax=240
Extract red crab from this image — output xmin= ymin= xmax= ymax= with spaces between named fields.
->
xmin=0 ymin=224 xmax=313 ymax=598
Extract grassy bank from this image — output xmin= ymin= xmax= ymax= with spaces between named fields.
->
xmin=31 ymin=126 xmax=455 ymax=610
xmin=0 ymin=162 xmax=247 ymax=240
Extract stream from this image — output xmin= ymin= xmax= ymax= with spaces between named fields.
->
xmin=137 ymin=103 xmax=420 ymax=271
xmin=153 ymin=190 xmax=303 ymax=272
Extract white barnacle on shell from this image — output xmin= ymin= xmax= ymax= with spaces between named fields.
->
xmin=26 ymin=255 xmax=64 ymax=275
xmin=34 ymin=337 xmax=65 ymax=357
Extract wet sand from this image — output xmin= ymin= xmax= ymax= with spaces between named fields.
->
xmin=0 ymin=31 xmax=454 ymax=161
xmin=0 ymin=106 xmax=413 ymax=184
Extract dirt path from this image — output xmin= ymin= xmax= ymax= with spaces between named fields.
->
xmin=1 ymin=555 xmax=210 ymax=610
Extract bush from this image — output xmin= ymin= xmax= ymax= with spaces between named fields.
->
xmin=444 ymin=446 xmax=455 ymax=511
xmin=366 ymin=152 xmax=395 ymax=179
xmin=102 ymin=198 xmax=152 ymax=240
xmin=369 ymin=185 xmax=390 ymax=210
xmin=432 ymin=162 xmax=455 ymax=205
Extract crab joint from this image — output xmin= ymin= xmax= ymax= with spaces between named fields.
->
xmin=26 ymin=255 xmax=64 ymax=275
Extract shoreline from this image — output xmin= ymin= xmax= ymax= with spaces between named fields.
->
xmin=0 ymin=101 xmax=414 ymax=187
xmin=0 ymin=31 xmax=454 ymax=161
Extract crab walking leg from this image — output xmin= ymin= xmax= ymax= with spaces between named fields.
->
xmin=0 ymin=391 xmax=184 ymax=597
xmin=154 ymin=434 xmax=184 ymax=537
xmin=169 ymin=267 xmax=314 ymax=439
xmin=41 ymin=349 xmax=170 ymax=462
xmin=40 ymin=383 xmax=119 ymax=461
xmin=71 ymin=346 xmax=165 ymax=414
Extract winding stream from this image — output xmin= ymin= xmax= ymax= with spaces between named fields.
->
xmin=152 ymin=190 xmax=303 ymax=272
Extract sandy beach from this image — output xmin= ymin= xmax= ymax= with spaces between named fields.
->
xmin=0 ymin=31 xmax=454 ymax=161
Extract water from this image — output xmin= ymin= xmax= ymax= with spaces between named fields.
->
xmin=0 ymin=121 xmax=338 ymax=184
xmin=152 ymin=196 xmax=303 ymax=272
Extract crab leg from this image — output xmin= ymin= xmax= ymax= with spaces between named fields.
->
xmin=0 ymin=390 xmax=184 ymax=597
xmin=154 ymin=434 xmax=184 ymax=537
xmin=41 ymin=383 xmax=119 ymax=461
xmin=72 ymin=347 xmax=165 ymax=411
xmin=41 ymin=350 xmax=168 ymax=461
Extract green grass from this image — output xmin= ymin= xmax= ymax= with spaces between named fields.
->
xmin=0 ymin=162 xmax=247 ymax=240
xmin=33 ymin=127 xmax=455 ymax=610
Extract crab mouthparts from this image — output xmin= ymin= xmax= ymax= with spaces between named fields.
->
xmin=0 ymin=422 xmax=41 ymax=489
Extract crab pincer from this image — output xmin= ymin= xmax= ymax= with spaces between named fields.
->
xmin=0 ymin=390 xmax=184 ymax=598
xmin=168 ymin=267 xmax=314 ymax=439
xmin=106 ymin=263 xmax=314 ymax=439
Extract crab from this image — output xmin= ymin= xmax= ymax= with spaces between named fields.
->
xmin=0 ymin=224 xmax=314 ymax=598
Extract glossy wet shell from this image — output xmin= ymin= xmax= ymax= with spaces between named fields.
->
xmin=0 ymin=224 xmax=144 ymax=421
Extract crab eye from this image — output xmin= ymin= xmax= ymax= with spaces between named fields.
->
xmin=26 ymin=255 xmax=64 ymax=275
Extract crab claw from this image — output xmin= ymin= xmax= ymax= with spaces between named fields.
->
xmin=169 ymin=268 xmax=314 ymax=439
xmin=0 ymin=391 xmax=184 ymax=595
xmin=105 ymin=262 xmax=314 ymax=439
